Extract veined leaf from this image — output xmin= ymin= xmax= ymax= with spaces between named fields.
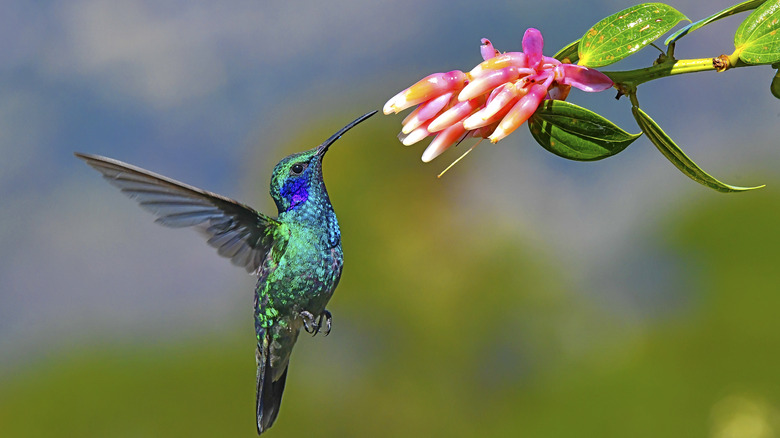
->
xmin=529 ymin=100 xmax=640 ymax=161
xmin=554 ymin=39 xmax=580 ymax=63
xmin=631 ymin=106 xmax=764 ymax=192
xmin=665 ymin=0 xmax=767 ymax=46
xmin=579 ymin=3 xmax=689 ymax=68
xmin=734 ymin=0 xmax=780 ymax=64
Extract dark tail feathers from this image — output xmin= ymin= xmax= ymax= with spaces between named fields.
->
xmin=256 ymin=338 xmax=289 ymax=434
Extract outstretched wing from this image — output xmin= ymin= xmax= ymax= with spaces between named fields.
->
xmin=75 ymin=152 xmax=287 ymax=274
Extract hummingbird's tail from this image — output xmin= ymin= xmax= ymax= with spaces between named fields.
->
xmin=256 ymin=331 xmax=289 ymax=434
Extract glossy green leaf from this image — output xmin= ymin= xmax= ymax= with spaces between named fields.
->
xmin=528 ymin=100 xmax=641 ymax=161
xmin=665 ymin=0 xmax=767 ymax=46
xmin=631 ymin=106 xmax=764 ymax=192
xmin=554 ymin=39 xmax=580 ymax=63
xmin=734 ymin=0 xmax=780 ymax=64
xmin=771 ymin=69 xmax=780 ymax=98
xmin=578 ymin=3 xmax=689 ymax=68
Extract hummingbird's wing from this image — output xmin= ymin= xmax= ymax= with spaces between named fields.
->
xmin=75 ymin=152 xmax=287 ymax=274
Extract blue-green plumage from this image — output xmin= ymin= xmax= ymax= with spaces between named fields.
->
xmin=75 ymin=110 xmax=376 ymax=434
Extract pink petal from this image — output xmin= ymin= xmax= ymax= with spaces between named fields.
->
xmin=481 ymin=82 xmax=527 ymax=121
xmin=384 ymin=88 xmax=410 ymax=115
xmin=522 ymin=28 xmax=544 ymax=68
xmin=535 ymin=70 xmax=556 ymax=89
xmin=484 ymin=82 xmax=505 ymax=104
xmin=401 ymin=114 xmax=426 ymax=135
xmin=542 ymin=56 xmax=562 ymax=67
xmin=428 ymin=96 xmax=484 ymax=132
xmin=383 ymin=70 xmax=466 ymax=114
xmin=469 ymin=52 xmax=528 ymax=78
xmin=421 ymin=123 xmax=468 ymax=162
xmin=489 ymin=83 xmax=547 ymax=143
xmin=459 ymin=67 xmax=524 ymax=101
xmin=463 ymin=95 xmax=521 ymax=130
xmin=399 ymin=122 xmax=432 ymax=146
xmin=480 ymin=38 xmax=499 ymax=61
xmin=401 ymin=105 xmax=422 ymax=126
xmin=418 ymin=92 xmax=454 ymax=121
xmin=557 ymin=64 xmax=613 ymax=92
xmin=402 ymin=92 xmax=454 ymax=134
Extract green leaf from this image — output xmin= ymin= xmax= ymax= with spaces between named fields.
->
xmin=771 ymin=69 xmax=780 ymax=98
xmin=734 ymin=0 xmax=780 ymax=64
xmin=631 ymin=106 xmax=764 ymax=193
xmin=578 ymin=3 xmax=689 ymax=68
xmin=665 ymin=0 xmax=767 ymax=46
xmin=528 ymin=100 xmax=641 ymax=161
xmin=554 ymin=39 xmax=580 ymax=64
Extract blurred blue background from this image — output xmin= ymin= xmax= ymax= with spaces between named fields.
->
xmin=1 ymin=0 xmax=779 ymax=436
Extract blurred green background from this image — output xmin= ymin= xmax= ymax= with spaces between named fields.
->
xmin=1 ymin=0 xmax=779 ymax=437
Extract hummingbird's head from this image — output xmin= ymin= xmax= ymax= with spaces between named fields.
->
xmin=269 ymin=111 xmax=376 ymax=214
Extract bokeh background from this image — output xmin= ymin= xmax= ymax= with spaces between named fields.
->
xmin=2 ymin=0 xmax=779 ymax=436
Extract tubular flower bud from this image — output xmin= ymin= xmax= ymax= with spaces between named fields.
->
xmin=480 ymin=38 xmax=499 ymax=61
xmin=399 ymin=121 xmax=433 ymax=146
xmin=421 ymin=122 xmax=469 ymax=162
xmin=459 ymin=67 xmax=526 ymax=101
xmin=489 ymin=83 xmax=548 ymax=143
xmin=480 ymin=82 xmax=527 ymax=121
xmin=428 ymin=96 xmax=484 ymax=132
xmin=463 ymin=94 xmax=521 ymax=130
xmin=469 ymin=52 xmax=528 ymax=78
xmin=383 ymin=70 xmax=467 ymax=115
xmin=401 ymin=92 xmax=454 ymax=134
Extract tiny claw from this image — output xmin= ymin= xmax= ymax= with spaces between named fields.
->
xmin=319 ymin=310 xmax=332 ymax=336
xmin=299 ymin=310 xmax=332 ymax=337
xmin=300 ymin=310 xmax=317 ymax=335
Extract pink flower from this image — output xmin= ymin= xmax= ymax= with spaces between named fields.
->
xmin=383 ymin=28 xmax=613 ymax=165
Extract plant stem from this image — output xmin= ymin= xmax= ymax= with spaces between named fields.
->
xmin=604 ymin=57 xmax=745 ymax=88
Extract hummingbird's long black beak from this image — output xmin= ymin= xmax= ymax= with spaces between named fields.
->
xmin=316 ymin=110 xmax=378 ymax=157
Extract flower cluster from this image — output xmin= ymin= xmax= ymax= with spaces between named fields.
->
xmin=383 ymin=28 xmax=614 ymax=164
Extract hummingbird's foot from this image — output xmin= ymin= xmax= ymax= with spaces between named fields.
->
xmin=299 ymin=310 xmax=332 ymax=337
xmin=300 ymin=311 xmax=318 ymax=335
xmin=319 ymin=310 xmax=332 ymax=336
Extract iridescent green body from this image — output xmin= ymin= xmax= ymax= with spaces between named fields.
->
xmin=254 ymin=217 xmax=343 ymax=390
xmin=75 ymin=111 xmax=375 ymax=435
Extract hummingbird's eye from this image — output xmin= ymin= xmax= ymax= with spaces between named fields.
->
xmin=290 ymin=163 xmax=307 ymax=175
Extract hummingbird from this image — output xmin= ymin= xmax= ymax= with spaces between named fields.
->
xmin=75 ymin=110 xmax=376 ymax=434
